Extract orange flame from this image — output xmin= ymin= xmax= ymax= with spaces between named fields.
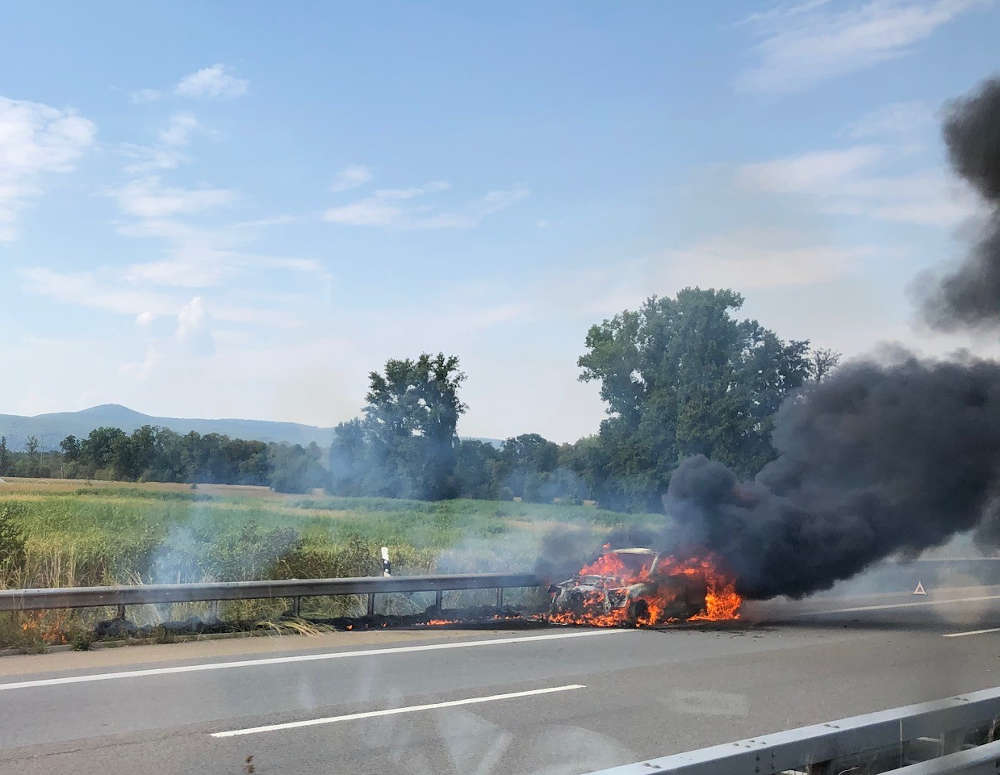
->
xmin=550 ymin=549 xmax=741 ymax=627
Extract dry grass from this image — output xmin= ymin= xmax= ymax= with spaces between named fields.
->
xmin=0 ymin=476 xmax=290 ymax=499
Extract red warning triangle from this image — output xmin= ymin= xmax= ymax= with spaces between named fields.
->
xmin=913 ymin=581 xmax=927 ymax=596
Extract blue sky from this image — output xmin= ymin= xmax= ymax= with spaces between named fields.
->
xmin=2 ymin=0 xmax=998 ymax=441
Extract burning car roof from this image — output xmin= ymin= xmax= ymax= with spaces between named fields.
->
xmin=604 ymin=548 xmax=657 ymax=556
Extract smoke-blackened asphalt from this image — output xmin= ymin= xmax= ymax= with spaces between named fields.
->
xmin=1 ymin=587 xmax=1000 ymax=775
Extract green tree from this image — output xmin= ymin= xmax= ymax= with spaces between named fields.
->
xmin=328 ymin=419 xmax=369 ymax=496
xmin=81 ymin=426 xmax=127 ymax=473
xmin=111 ymin=425 xmax=157 ymax=481
xmin=454 ymin=440 xmax=500 ymax=500
xmin=497 ymin=434 xmax=560 ymax=501
xmin=364 ymin=353 xmax=467 ymax=499
xmin=24 ymin=436 xmax=41 ymax=478
xmin=268 ymin=442 xmax=327 ymax=493
xmin=578 ymin=288 xmax=810 ymax=510
xmin=809 ymin=348 xmax=842 ymax=382
xmin=59 ymin=435 xmax=81 ymax=461
xmin=0 ymin=436 xmax=9 ymax=476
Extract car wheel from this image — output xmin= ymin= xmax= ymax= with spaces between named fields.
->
xmin=626 ymin=598 xmax=650 ymax=626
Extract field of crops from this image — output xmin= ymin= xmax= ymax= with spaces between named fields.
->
xmin=0 ymin=477 xmax=654 ymax=649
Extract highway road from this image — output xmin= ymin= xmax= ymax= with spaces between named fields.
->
xmin=1 ymin=585 xmax=1000 ymax=775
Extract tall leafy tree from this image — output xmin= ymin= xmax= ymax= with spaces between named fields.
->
xmin=112 ymin=425 xmax=157 ymax=481
xmin=328 ymin=419 xmax=369 ymax=496
xmin=454 ymin=440 xmax=500 ymax=500
xmin=578 ymin=288 xmax=811 ymax=510
xmin=81 ymin=426 xmax=128 ymax=472
xmin=268 ymin=442 xmax=327 ymax=493
xmin=497 ymin=433 xmax=559 ymax=500
xmin=59 ymin=435 xmax=81 ymax=461
xmin=24 ymin=436 xmax=41 ymax=477
xmin=0 ymin=436 xmax=10 ymax=476
xmin=810 ymin=348 xmax=842 ymax=382
xmin=364 ymin=353 xmax=467 ymax=499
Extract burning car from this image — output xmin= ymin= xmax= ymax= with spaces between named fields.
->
xmin=547 ymin=547 xmax=740 ymax=627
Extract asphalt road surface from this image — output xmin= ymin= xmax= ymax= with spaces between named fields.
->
xmin=2 ymin=585 xmax=1000 ymax=775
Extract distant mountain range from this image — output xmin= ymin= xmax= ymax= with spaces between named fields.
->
xmin=0 ymin=404 xmax=504 ymax=452
xmin=0 ymin=404 xmax=336 ymax=451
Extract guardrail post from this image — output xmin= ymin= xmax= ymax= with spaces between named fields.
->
xmin=942 ymin=728 xmax=965 ymax=754
xmin=496 ymin=587 xmax=503 ymax=608
xmin=292 ymin=597 xmax=301 ymax=618
xmin=367 ymin=593 xmax=375 ymax=618
xmin=435 ymin=590 xmax=443 ymax=610
xmin=116 ymin=604 xmax=126 ymax=619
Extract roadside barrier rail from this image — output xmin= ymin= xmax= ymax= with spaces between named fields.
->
xmin=0 ymin=573 xmax=542 ymax=618
xmin=586 ymin=686 xmax=1000 ymax=775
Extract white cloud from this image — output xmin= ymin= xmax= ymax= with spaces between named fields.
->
xmin=124 ymin=252 xmax=324 ymax=289
xmin=738 ymin=146 xmax=885 ymax=193
xmin=324 ymin=197 xmax=401 ymax=226
xmin=126 ymin=256 xmax=232 ymax=288
xmin=737 ymin=0 xmax=986 ymax=94
xmin=373 ymin=180 xmax=450 ymax=199
xmin=233 ymin=214 xmax=300 ymax=229
xmin=20 ymin=267 xmax=177 ymax=316
xmin=737 ymin=144 xmax=983 ymax=227
xmin=0 ymin=96 xmax=96 ymax=240
xmin=119 ymin=343 xmax=162 ymax=381
xmin=176 ymin=296 xmax=207 ymax=339
xmin=130 ymin=88 xmax=161 ymax=104
xmin=478 ymin=187 xmax=530 ymax=215
xmin=844 ymin=100 xmax=932 ymax=138
xmin=159 ymin=113 xmax=200 ymax=146
xmin=323 ymin=182 xmax=527 ymax=229
xmin=175 ymin=64 xmax=248 ymax=99
xmin=120 ymin=113 xmax=204 ymax=173
xmin=111 ymin=176 xmax=235 ymax=218
xmin=121 ymin=143 xmax=186 ymax=173
xmin=330 ymin=164 xmax=373 ymax=192
xmin=209 ymin=302 xmax=305 ymax=328
xmin=115 ymin=217 xmax=213 ymax=242
xmin=662 ymin=231 xmax=874 ymax=289
xmin=256 ymin=256 xmax=324 ymax=273
xmin=821 ymin=170 xmax=982 ymax=226
xmin=21 ymin=265 xmax=304 ymax=330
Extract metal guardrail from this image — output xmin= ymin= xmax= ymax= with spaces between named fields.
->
xmin=587 ymin=686 xmax=1000 ymax=775
xmin=893 ymin=739 xmax=1000 ymax=774
xmin=0 ymin=573 xmax=542 ymax=616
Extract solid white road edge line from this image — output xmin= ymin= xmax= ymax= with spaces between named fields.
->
xmin=794 ymin=594 xmax=1000 ymax=616
xmin=0 ymin=630 xmax=630 ymax=692
xmin=211 ymin=684 xmax=587 ymax=738
xmin=942 ymin=627 xmax=1000 ymax=638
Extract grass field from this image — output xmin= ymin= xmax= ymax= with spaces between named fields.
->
xmin=0 ymin=477 xmax=655 ymax=649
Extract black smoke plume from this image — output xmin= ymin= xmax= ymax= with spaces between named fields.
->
xmin=662 ymin=355 xmax=1000 ymax=599
xmin=920 ymin=77 xmax=1000 ymax=330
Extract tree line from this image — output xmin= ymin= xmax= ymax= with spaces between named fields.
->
xmin=1 ymin=288 xmax=839 ymax=509
xmin=0 ymin=427 xmax=327 ymax=493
